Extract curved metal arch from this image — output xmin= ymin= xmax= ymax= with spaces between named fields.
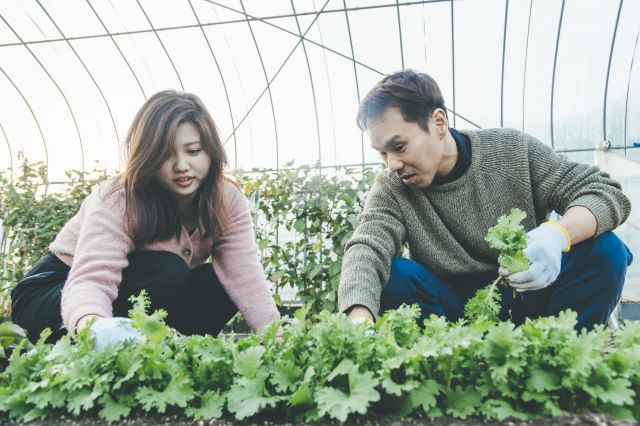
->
xmin=522 ymin=0 xmax=533 ymax=131
xmin=186 ymin=0 xmax=239 ymax=170
xmin=239 ymin=0 xmax=280 ymax=170
xmin=603 ymin=0 xmax=624 ymax=142
xmin=0 ymin=15 xmax=84 ymax=172
xmin=211 ymin=0 xmax=481 ymax=142
xmin=450 ymin=0 xmax=456 ymax=127
xmin=549 ymin=0 xmax=566 ymax=149
xmin=206 ymin=0 xmax=381 ymax=74
xmin=220 ymin=1 xmax=330 ymax=145
xmin=135 ymin=0 xmax=184 ymax=91
xmin=312 ymin=0 xmax=338 ymax=166
xmin=1 ymin=1 xmax=458 ymax=51
xmin=291 ymin=0 xmax=322 ymax=170
xmin=207 ymin=4 xmax=254 ymax=155
xmin=422 ymin=2 xmax=428 ymax=66
xmin=500 ymin=0 xmax=509 ymax=127
xmin=624 ymin=30 xmax=640 ymax=154
xmin=342 ymin=0 xmax=365 ymax=172
xmin=0 ymin=66 xmax=48 ymax=168
xmin=0 ymin=120 xmax=13 ymax=180
xmin=85 ymin=0 xmax=146 ymax=100
xmin=396 ymin=0 xmax=405 ymax=70
xmin=35 ymin=0 xmax=122 ymax=165
xmin=212 ymin=0 xmax=470 ymax=134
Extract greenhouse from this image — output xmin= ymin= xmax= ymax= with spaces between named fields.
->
xmin=0 ymin=0 xmax=639 ymax=424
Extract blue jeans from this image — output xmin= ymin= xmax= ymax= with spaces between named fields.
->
xmin=380 ymin=231 xmax=633 ymax=330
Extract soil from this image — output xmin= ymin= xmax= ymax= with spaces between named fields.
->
xmin=2 ymin=413 xmax=637 ymax=426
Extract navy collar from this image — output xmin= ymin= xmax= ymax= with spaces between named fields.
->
xmin=432 ymin=128 xmax=472 ymax=185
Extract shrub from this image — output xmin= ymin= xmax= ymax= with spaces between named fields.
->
xmin=0 ymin=160 xmax=377 ymax=317
xmin=0 ymin=159 xmax=109 ymax=316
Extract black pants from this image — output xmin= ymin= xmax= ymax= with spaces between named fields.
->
xmin=11 ymin=251 xmax=238 ymax=343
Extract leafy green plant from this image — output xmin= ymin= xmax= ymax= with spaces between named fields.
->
xmin=0 ymin=294 xmax=638 ymax=422
xmin=0 ymin=157 xmax=110 ymax=316
xmin=0 ymin=321 xmax=31 ymax=363
xmin=234 ymin=165 xmax=377 ymax=313
xmin=464 ymin=208 xmax=529 ymax=322
xmin=1 ymin=160 xmax=376 ymax=318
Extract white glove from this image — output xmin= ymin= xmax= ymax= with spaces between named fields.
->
xmin=351 ymin=317 xmax=375 ymax=336
xmin=90 ymin=317 xmax=143 ymax=350
xmin=500 ymin=222 xmax=570 ymax=292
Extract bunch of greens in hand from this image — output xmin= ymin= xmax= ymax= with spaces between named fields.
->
xmin=464 ymin=208 xmax=529 ymax=322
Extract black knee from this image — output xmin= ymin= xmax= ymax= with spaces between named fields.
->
xmin=115 ymin=251 xmax=191 ymax=314
xmin=172 ymin=263 xmax=238 ymax=336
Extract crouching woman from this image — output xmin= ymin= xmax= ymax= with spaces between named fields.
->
xmin=11 ymin=90 xmax=280 ymax=346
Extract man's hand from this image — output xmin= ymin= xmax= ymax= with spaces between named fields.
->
xmin=501 ymin=222 xmax=570 ymax=292
xmin=88 ymin=317 xmax=143 ymax=350
xmin=347 ymin=305 xmax=374 ymax=323
xmin=347 ymin=305 xmax=375 ymax=336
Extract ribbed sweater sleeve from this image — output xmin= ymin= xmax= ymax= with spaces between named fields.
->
xmin=211 ymin=184 xmax=280 ymax=331
xmin=59 ymin=183 xmax=134 ymax=331
xmin=338 ymin=177 xmax=406 ymax=319
xmin=519 ymin=130 xmax=631 ymax=236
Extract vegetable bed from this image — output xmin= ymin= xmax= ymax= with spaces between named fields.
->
xmin=1 ymin=209 xmax=639 ymax=424
xmin=0 ymin=293 xmax=638 ymax=424
xmin=0 ymin=412 xmax=637 ymax=425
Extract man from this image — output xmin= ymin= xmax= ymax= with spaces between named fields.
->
xmin=339 ymin=70 xmax=632 ymax=330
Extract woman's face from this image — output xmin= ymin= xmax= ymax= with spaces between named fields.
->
xmin=155 ymin=121 xmax=211 ymax=208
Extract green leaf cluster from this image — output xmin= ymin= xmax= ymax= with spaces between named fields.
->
xmin=0 ymin=295 xmax=638 ymax=423
xmin=464 ymin=208 xmax=529 ymax=323
xmin=234 ymin=164 xmax=377 ymax=314
xmin=485 ymin=208 xmax=529 ymax=274
xmin=0 ymin=321 xmax=31 ymax=363
xmin=0 ymin=157 xmax=110 ymax=316
xmin=0 ymin=160 xmax=376 ymax=319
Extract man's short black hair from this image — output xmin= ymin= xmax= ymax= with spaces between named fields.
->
xmin=356 ymin=69 xmax=446 ymax=133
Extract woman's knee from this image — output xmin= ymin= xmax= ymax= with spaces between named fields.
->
xmin=11 ymin=284 xmax=66 ymax=343
xmin=119 ymin=251 xmax=191 ymax=306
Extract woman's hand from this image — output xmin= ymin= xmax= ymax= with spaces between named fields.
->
xmin=80 ymin=316 xmax=143 ymax=350
xmin=75 ymin=314 xmax=101 ymax=333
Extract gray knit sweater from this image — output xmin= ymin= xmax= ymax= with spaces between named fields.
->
xmin=338 ymin=128 xmax=631 ymax=318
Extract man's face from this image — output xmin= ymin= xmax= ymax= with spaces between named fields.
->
xmin=368 ymin=107 xmax=447 ymax=189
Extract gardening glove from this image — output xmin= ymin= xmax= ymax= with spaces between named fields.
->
xmin=351 ymin=317 xmax=375 ymax=337
xmin=500 ymin=221 xmax=571 ymax=292
xmin=90 ymin=317 xmax=143 ymax=350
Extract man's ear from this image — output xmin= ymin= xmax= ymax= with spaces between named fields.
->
xmin=431 ymin=108 xmax=448 ymax=138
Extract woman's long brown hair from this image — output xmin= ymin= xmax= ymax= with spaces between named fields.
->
xmin=110 ymin=90 xmax=229 ymax=245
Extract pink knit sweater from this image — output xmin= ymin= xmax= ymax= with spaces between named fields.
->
xmin=52 ymin=178 xmax=280 ymax=332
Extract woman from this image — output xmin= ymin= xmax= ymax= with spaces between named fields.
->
xmin=11 ymin=90 xmax=280 ymax=346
